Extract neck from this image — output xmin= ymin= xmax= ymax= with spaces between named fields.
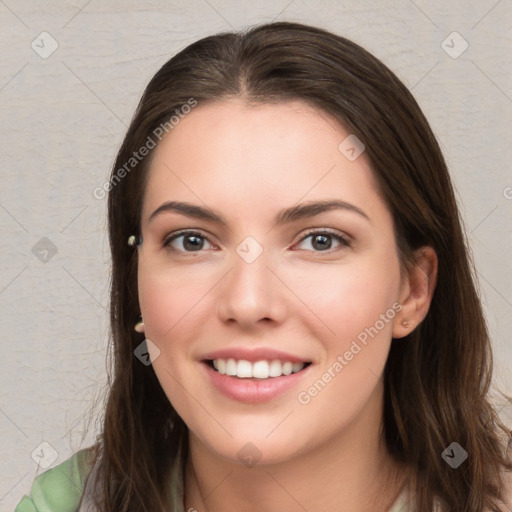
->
xmin=184 ymin=385 xmax=409 ymax=512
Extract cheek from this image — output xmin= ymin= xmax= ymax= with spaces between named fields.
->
xmin=339 ymin=270 xmax=398 ymax=343
xmin=293 ymin=265 xmax=400 ymax=430
xmin=284 ymin=253 xmax=401 ymax=347
xmin=137 ymin=261 xmax=211 ymax=340
xmin=136 ymin=265 xmax=208 ymax=416
xmin=137 ymin=272 xmax=174 ymax=339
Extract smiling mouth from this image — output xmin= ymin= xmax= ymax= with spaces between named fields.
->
xmin=203 ymin=359 xmax=312 ymax=379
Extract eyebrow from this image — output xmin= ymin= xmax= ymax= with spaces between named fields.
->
xmin=148 ymin=199 xmax=371 ymax=226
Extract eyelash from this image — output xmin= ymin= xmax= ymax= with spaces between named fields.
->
xmin=162 ymin=228 xmax=352 ymax=255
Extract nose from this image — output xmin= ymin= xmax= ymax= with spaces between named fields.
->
xmin=215 ymin=247 xmax=288 ymax=330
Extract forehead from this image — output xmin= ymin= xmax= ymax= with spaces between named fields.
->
xmin=153 ymin=98 xmax=353 ymax=163
xmin=142 ymin=98 xmax=386 ymax=222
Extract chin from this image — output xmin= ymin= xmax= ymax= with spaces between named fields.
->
xmin=193 ymin=429 xmax=307 ymax=467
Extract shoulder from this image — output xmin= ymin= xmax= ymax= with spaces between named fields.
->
xmin=15 ymin=445 xmax=97 ymax=512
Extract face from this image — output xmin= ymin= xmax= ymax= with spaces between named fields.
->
xmin=137 ymin=98 xmax=408 ymax=465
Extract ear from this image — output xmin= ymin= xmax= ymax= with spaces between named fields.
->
xmin=393 ymin=246 xmax=438 ymax=339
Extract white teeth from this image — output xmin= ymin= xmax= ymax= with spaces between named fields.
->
xmin=269 ymin=359 xmax=282 ymax=377
xmin=211 ymin=358 xmax=306 ymax=378
xmin=282 ymin=362 xmax=293 ymax=375
xmin=252 ymin=360 xmax=269 ymax=379
xmin=226 ymin=358 xmax=237 ymax=376
xmin=292 ymin=362 xmax=303 ymax=373
xmin=236 ymin=360 xmax=253 ymax=378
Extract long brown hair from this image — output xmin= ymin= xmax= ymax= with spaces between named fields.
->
xmin=86 ymin=21 xmax=512 ymax=511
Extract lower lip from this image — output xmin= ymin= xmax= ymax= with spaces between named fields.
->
xmin=201 ymin=362 xmax=312 ymax=404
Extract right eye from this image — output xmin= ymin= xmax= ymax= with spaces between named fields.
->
xmin=163 ymin=230 xmax=216 ymax=253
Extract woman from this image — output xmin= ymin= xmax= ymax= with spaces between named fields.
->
xmin=16 ymin=21 xmax=512 ymax=512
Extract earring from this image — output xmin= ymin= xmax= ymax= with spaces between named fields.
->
xmin=128 ymin=235 xmax=142 ymax=247
xmin=134 ymin=315 xmax=144 ymax=333
xmin=402 ymin=320 xmax=409 ymax=327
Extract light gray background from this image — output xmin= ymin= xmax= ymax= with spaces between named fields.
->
xmin=1 ymin=0 xmax=511 ymax=509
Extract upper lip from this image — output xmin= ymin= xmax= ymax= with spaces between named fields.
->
xmin=201 ymin=347 xmax=311 ymax=364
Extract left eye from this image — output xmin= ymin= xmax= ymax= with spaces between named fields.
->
xmin=295 ymin=231 xmax=351 ymax=252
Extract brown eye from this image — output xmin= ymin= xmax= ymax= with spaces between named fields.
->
xmin=295 ymin=230 xmax=351 ymax=253
xmin=164 ymin=231 xmax=214 ymax=253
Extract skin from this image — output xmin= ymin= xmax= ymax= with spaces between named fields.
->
xmin=136 ymin=98 xmax=438 ymax=511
